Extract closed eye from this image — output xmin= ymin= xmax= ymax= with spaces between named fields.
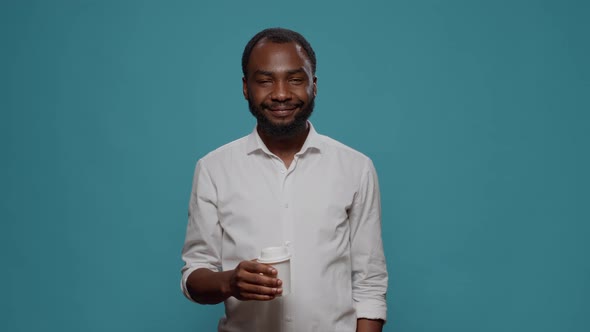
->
xmin=289 ymin=78 xmax=304 ymax=85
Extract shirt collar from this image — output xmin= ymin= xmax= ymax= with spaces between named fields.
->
xmin=246 ymin=122 xmax=322 ymax=156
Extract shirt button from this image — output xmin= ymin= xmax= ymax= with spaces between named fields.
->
xmin=284 ymin=203 xmax=289 ymax=208
xmin=280 ymin=170 xmax=285 ymax=174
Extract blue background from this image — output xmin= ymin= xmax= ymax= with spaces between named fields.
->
xmin=2 ymin=0 xmax=589 ymax=331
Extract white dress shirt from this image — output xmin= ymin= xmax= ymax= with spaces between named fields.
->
xmin=181 ymin=123 xmax=388 ymax=332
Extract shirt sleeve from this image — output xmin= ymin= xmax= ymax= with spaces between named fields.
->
xmin=348 ymin=158 xmax=388 ymax=321
xmin=180 ymin=159 xmax=223 ymax=302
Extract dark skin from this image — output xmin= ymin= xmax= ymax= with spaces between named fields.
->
xmin=243 ymin=40 xmax=317 ymax=167
xmin=187 ymin=261 xmax=282 ymax=303
xmin=187 ymin=39 xmax=383 ymax=332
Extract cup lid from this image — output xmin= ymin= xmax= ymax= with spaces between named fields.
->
xmin=257 ymin=246 xmax=291 ymax=263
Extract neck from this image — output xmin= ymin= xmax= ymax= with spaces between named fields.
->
xmin=257 ymin=123 xmax=310 ymax=167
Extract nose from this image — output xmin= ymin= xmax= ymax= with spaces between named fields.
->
xmin=270 ymin=81 xmax=291 ymax=102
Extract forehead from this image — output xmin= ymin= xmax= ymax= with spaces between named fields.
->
xmin=247 ymin=40 xmax=312 ymax=74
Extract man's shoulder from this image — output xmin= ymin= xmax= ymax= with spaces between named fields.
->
xmin=317 ymin=133 xmax=372 ymax=164
xmin=199 ymin=135 xmax=250 ymax=163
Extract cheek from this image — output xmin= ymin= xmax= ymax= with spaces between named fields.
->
xmin=296 ymin=87 xmax=314 ymax=101
xmin=247 ymin=88 xmax=266 ymax=103
xmin=256 ymin=92 xmax=272 ymax=105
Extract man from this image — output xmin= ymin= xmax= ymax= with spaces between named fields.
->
xmin=181 ymin=27 xmax=388 ymax=332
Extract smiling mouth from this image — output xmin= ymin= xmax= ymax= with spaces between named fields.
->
xmin=268 ymin=108 xmax=296 ymax=118
xmin=270 ymin=107 xmax=296 ymax=112
xmin=265 ymin=103 xmax=300 ymax=117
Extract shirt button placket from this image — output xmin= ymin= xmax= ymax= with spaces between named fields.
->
xmin=281 ymin=162 xmax=293 ymax=253
xmin=282 ymin=175 xmax=289 ymax=208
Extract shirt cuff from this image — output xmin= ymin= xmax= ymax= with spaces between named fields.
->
xmin=354 ymin=298 xmax=388 ymax=322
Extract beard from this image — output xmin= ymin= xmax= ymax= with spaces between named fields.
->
xmin=248 ymin=95 xmax=315 ymax=138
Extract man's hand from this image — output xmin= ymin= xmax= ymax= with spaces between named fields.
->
xmin=228 ymin=260 xmax=283 ymax=301
xmin=186 ymin=260 xmax=282 ymax=304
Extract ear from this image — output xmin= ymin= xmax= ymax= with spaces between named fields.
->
xmin=242 ymin=77 xmax=248 ymax=100
xmin=312 ymin=76 xmax=318 ymax=97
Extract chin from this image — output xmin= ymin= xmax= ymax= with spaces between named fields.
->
xmin=249 ymin=98 xmax=314 ymax=137
xmin=268 ymin=117 xmax=296 ymax=126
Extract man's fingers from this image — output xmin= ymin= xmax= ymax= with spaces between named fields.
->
xmin=236 ymin=282 xmax=283 ymax=301
xmin=241 ymin=260 xmax=277 ymax=276
xmin=235 ymin=260 xmax=279 ymax=287
xmin=236 ymin=273 xmax=282 ymax=292
xmin=239 ymin=270 xmax=281 ymax=287
xmin=239 ymin=292 xmax=276 ymax=301
xmin=230 ymin=260 xmax=282 ymax=301
xmin=238 ymin=282 xmax=281 ymax=296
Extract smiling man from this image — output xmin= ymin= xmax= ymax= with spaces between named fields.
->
xmin=181 ymin=28 xmax=388 ymax=332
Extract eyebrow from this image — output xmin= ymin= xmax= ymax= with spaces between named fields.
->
xmin=253 ymin=70 xmax=273 ymax=76
xmin=286 ymin=68 xmax=306 ymax=75
xmin=253 ymin=68 xmax=307 ymax=76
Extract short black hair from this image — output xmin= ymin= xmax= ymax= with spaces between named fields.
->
xmin=242 ymin=27 xmax=316 ymax=77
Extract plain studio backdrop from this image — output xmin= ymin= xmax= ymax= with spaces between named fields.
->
xmin=2 ymin=1 xmax=589 ymax=331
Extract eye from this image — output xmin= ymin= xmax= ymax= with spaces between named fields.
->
xmin=257 ymin=80 xmax=272 ymax=86
xmin=289 ymin=78 xmax=304 ymax=85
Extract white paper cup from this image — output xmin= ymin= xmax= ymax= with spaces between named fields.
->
xmin=258 ymin=246 xmax=291 ymax=296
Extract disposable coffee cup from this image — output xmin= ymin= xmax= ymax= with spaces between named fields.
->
xmin=257 ymin=246 xmax=291 ymax=296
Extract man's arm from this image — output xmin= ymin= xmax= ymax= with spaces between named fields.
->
xmin=181 ymin=160 xmax=283 ymax=304
xmin=186 ymin=262 xmax=283 ymax=304
xmin=357 ymin=318 xmax=384 ymax=332
xmin=186 ymin=268 xmax=232 ymax=304
xmin=349 ymin=159 xmax=388 ymax=323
